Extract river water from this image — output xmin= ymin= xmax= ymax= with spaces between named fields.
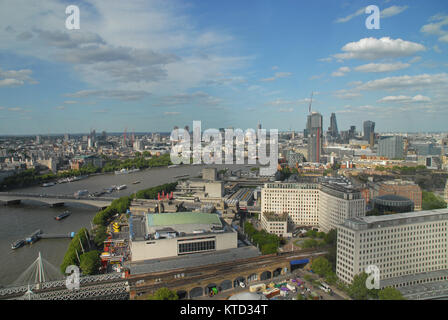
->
xmin=0 ymin=164 xmax=254 ymax=287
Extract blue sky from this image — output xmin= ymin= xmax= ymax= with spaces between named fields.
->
xmin=0 ymin=0 xmax=447 ymax=134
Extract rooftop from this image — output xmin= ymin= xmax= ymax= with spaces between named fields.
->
xmin=342 ymin=208 xmax=448 ymax=230
xmin=146 ymin=212 xmax=222 ymax=228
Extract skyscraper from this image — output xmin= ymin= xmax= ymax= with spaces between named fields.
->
xmin=306 ymin=112 xmax=323 ymax=163
xmin=363 ymin=121 xmax=375 ymax=143
xmin=328 ymin=113 xmax=339 ymax=139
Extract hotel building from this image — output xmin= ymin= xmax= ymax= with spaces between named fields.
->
xmin=336 ymin=209 xmax=448 ymax=288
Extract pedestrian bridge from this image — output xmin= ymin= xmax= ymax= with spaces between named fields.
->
xmin=0 ymin=192 xmax=114 ymax=209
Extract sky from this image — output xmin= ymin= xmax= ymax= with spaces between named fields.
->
xmin=0 ymin=0 xmax=447 ymax=135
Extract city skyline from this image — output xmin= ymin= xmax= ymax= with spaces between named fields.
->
xmin=1 ymin=0 xmax=448 ymax=135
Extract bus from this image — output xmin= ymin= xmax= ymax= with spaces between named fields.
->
xmin=319 ymin=282 xmax=331 ymax=293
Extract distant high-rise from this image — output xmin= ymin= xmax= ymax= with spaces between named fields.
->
xmin=257 ymin=121 xmax=262 ymax=131
xmin=378 ymin=136 xmax=404 ymax=159
xmin=328 ymin=113 xmax=339 ymax=139
xmin=363 ymin=121 xmax=375 ymax=143
xmin=306 ymin=112 xmax=323 ymax=163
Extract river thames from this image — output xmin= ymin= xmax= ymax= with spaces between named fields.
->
xmin=0 ymin=164 xmax=255 ymax=287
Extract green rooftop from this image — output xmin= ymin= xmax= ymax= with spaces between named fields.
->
xmin=146 ymin=212 xmax=222 ymax=228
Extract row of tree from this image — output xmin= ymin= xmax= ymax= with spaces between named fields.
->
xmin=101 ymin=153 xmax=172 ymax=172
xmin=244 ymin=222 xmax=280 ymax=254
xmin=135 ymin=182 xmax=178 ymax=200
xmin=2 ymin=154 xmax=172 ymax=190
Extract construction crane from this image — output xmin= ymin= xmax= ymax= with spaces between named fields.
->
xmin=308 ymin=92 xmax=314 ymax=114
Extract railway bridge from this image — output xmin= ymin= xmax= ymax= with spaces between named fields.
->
xmin=128 ymin=250 xmax=326 ymax=299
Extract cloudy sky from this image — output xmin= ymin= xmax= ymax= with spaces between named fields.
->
xmin=0 ymin=0 xmax=447 ymax=134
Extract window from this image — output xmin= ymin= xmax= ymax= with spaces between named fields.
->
xmin=178 ymin=240 xmax=216 ymax=254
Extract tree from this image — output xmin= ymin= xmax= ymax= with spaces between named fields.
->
xmin=422 ymin=191 xmax=447 ymax=210
xmin=147 ymin=288 xmax=178 ymax=300
xmin=94 ymin=226 xmax=108 ymax=247
xmin=348 ymin=272 xmax=378 ymax=300
xmin=311 ymin=257 xmax=333 ymax=277
xmin=79 ymin=250 xmax=101 ymax=275
xmin=378 ymin=287 xmax=405 ymax=300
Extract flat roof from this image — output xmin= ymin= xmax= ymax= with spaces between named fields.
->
xmin=146 ymin=212 xmax=222 ymax=228
xmin=342 ymin=208 xmax=448 ymax=230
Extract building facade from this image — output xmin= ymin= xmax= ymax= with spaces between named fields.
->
xmin=306 ymin=112 xmax=323 ymax=163
xmin=261 ymin=182 xmax=320 ymax=227
xmin=336 ymin=209 xmax=448 ymax=288
xmin=261 ymin=178 xmax=365 ymax=232
xmin=378 ymin=136 xmax=404 ymax=159
xmin=319 ymin=183 xmax=366 ymax=233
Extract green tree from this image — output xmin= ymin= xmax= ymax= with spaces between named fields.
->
xmin=348 ymin=272 xmax=378 ymax=300
xmin=378 ymin=287 xmax=405 ymax=300
xmin=147 ymin=288 xmax=179 ymax=300
xmin=311 ymin=257 xmax=333 ymax=277
xmin=79 ymin=250 xmax=101 ymax=275
xmin=422 ymin=191 xmax=447 ymax=210
xmin=94 ymin=226 xmax=108 ymax=247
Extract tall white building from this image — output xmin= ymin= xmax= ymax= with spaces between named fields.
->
xmin=319 ymin=182 xmax=365 ymax=233
xmin=261 ymin=177 xmax=365 ymax=232
xmin=261 ymin=182 xmax=320 ymax=227
xmin=337 ymin=209 xmax=448 ymax=288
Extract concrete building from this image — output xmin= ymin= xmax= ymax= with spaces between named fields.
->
xmin=363 ymin=121 xmax=375 ymax=146
xmin=130 ymin=212 xmax=237 ymax=261
xmin=261 ymin=181 xmax=320 ymax=227
xmin=261 ymin=177 xmax=365 ymax=232
xmin=202 ymin=168 xmax=218 ymax=181
xmin=319 ymin=181 xmax=366 ymax=233
xmin=378 ymin=136 xmax=404 ymax=159
xmin=376 ymin=179 xmax=422 ymax=211
xmin=371 ymin=195 xmax=414 ymax=214
xmin=306 ymin=112 xmax=323 ymax=163
xmin=336 ymin=208 xmax=448 ymax=288
xmin=260 ymin=212 xmax=288 ymax=237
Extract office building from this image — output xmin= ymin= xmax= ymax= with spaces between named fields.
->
xmin=261 ymin=182 xmax=320 ymax=227
xmin=378 ymin=136 xmax=404 ymax=159
xmin=306 ymin=112 xmax=323 ymax=163
xmin=371 ymin=195 xmax=414 ymax=214
xmin=328 ymin=113 xmax=339 ymax=140
xmin=363 ymin=121 xmax=375 ymax=143
xmin=261 ymin=177 xmax=365 ymax=232
xmin=319 ymin=181 xmax=366 ymax=233
xmin=260 ymin=212 xmax=288 ymax=237
xmin=336 ymin=209 xmax=448 ymax=288
xmin=376 ymin=180 xmax=422 ymax=211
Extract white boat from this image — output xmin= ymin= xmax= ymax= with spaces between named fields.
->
xmin=117 ymin=185 xmax=127 ymax=191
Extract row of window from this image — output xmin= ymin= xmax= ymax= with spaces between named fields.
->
xmin=178 ymin=240 xmax=215 ymax=254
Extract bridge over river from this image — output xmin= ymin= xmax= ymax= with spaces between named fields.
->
xmin=0 ymin=192 xmax=115 ymax=209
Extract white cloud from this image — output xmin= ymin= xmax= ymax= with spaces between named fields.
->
xmin=355 ymin=73 xmax=448 ymax=91
xmin=0 ymin=67 xmax=37 ymax=87
xmin=331 ymin=67 xmax=350 ymax=77
xmin=421 ymin=14 xmax=448 ymax=42
xmin=260 ymin=72 xmax=293 ymax=82
xmin=335 ymin=5 xmax=408 ymax=23
xmin=335 ymin=8 xmax=365 ymax=23
xmin=381 ymin=6 xmax=409 ymax=18
xmin=354 ymin=62 xmax=410 ymax=73
xmin=378 ymin=95 xmax=431 ymax=103
xmin=333 ymin=37 xmax=425 ymax=61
